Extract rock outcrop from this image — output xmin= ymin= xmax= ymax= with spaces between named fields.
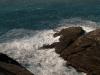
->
xmin=0 ymin=53 xmax=34 ymax=75
xmin=42 ymin=27 xmax=100 ymax=75
xmin=42 ymin=27 xmax=85 ymax=54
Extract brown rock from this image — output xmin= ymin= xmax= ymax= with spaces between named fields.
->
xmin=43 ymin=27 xmax=100 ymax=75
xmin=55 ymin=27 xmax=85 ymax=54
xmin=60 ymin=28 xmax=100 ymax=75
xmin=0 ymin=61 xmax=34 ymax=75
xmin=54 ymin=27 xmax=85 ymax=38
xmin=0 ymin=53 xmax=34 ymax=75
xmin=42 ymin=27 xmax=85 ymax=53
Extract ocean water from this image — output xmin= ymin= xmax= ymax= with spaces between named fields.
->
xmin=0 ymin=0 xmax=100 ymax=75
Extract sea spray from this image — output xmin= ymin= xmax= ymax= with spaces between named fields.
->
xmin=0 ymin=19 xmax=98 ymax=75
xmin=0 ymin=28 xmax=86 ymax=75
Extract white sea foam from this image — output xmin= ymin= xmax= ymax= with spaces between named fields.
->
xmin=0 ymin=19 xmax=97 ymax=75
xmin=0 ymin=28 xmax=86 ymax=75
xmin=56 ymin=18 xmax=97 ymax=32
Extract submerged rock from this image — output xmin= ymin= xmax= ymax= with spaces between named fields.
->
xmin=0 ymin=53 xmax=34 ymax=75
xmin=42 ymin=27 xmax=100 ymax=75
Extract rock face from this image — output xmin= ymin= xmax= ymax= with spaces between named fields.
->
xmin=42 ymin=27 xmax=85 ymax=53
xmin=42 ymin=27 xmax=100 ymax=75
xmin=0 ymin=53 xmax=34 ymax=75
xmin=0 ymin=53 xmax=22 ymax=67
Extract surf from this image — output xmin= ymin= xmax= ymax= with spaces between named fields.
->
xmin=0 ymin=18 xmax=98 ymax=75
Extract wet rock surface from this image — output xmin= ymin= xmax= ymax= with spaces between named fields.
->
xmin=43 ymin=27 xmax=100 ymax=75
xmin=0 ymin=53 xmax=34 ymax=75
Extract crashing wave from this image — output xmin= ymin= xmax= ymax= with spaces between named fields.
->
xmin=0 ymin=18 xmax=98 ymax=75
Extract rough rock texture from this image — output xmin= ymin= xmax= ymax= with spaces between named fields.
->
xmin=42 ymin=27 xmax=85 ymax=54
xmin=64 ymin=29 xmax=100 ymax=75
xmin=0 ymin=53 xmax=34 ymax=75
xmin=0 ymin=53 xmax=22 ymax=67
xmin=42 ymin=27 xmax=100 ymax=75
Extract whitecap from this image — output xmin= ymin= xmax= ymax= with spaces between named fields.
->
xmin=56 ymin=18 xmax=98 ymax=32
xmin=0 ymin=18 xmax=98 ymax=75
xmin=0 ymin=28 xmax=86 ymax=75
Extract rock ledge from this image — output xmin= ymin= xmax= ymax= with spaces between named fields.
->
xmin=43 ymin=27 xmax=100 ymax=75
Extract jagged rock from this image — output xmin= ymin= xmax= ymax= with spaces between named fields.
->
xmin=63 ymin=29 xmax=100 ymax=75
xmin=0 ymin=53 xmax=34 ymax=75
xmin=54 ymin=27 xmax=85 ymax=38
xmin=54 ymin=27 xmax=85 ymax=54
xmin=42 ymin=27 xmax=85 ymax=54
xmin=42 ymin=27 xmax=100 ymax=75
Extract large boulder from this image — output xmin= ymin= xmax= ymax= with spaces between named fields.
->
xmin=0 ymin=53 xmax=34 ymax=75
xmin=63 ymin=29 xmax=100 ymax=75
xmin=42 ymin=27 xmax=85 ymax=54
xmin=42 ymin=27 xmax=100 ymax=75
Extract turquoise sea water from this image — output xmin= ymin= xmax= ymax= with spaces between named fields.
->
xmin=0 ymin=0 xmax=100 ymax=33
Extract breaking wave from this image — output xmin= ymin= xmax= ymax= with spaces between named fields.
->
xmin=0 ymin=18 xmax=98 ymax=75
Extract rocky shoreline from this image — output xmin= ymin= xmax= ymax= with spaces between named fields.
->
xmin=0 ymin=26 xmax=100 ymax=75
xmin=42 ymin=27 xmax=100 ymax=75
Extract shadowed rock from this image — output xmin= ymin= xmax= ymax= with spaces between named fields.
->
xmin=42 ymin=27 xmax=85 ymax=54
xmin=0 ymin=53 xmax=34 ymax=75
xmin=0 ymin=53 xmax=22 ymax=67
xmin=63 ymin=29 xmax=100 ymax=75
